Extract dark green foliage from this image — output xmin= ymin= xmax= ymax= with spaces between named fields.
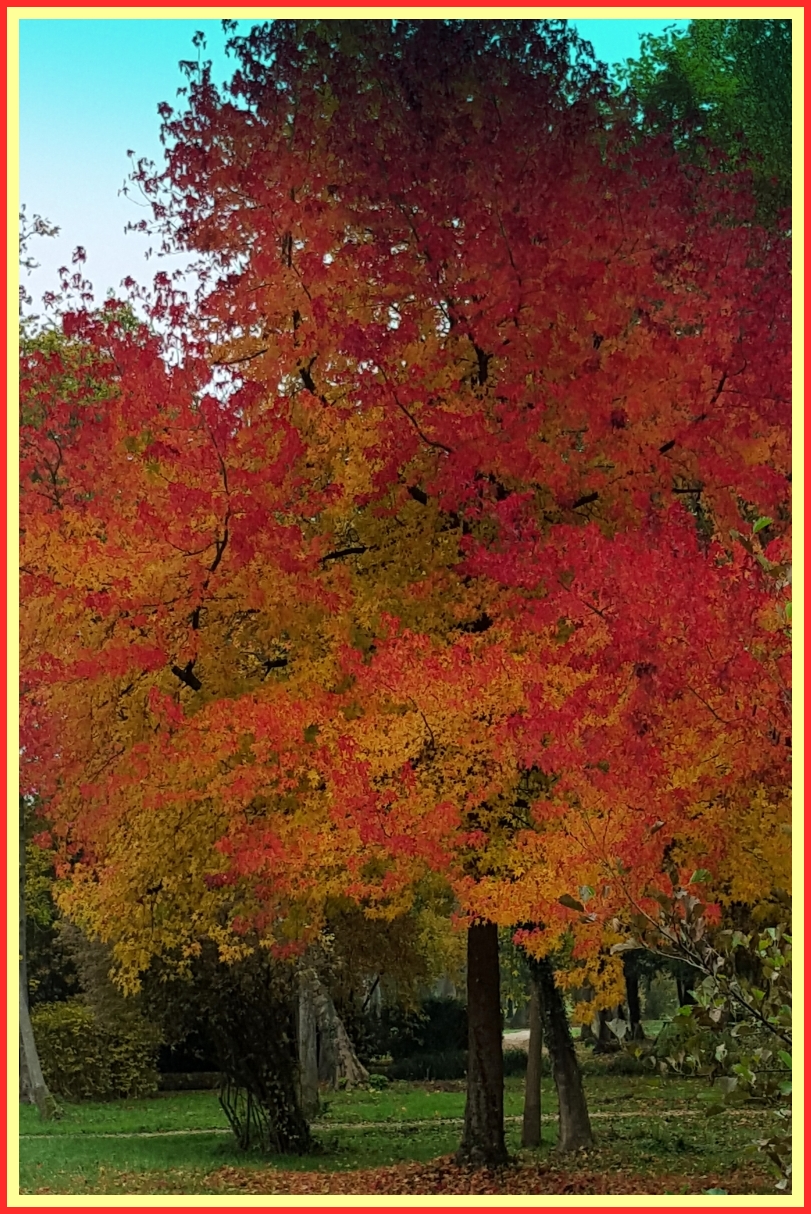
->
xmin=580 ymin=1050 xmax=648 ymax=1078
xmin=615 ymin=887 xmax=792 ymax=1190
xmin=387 ymin=1050 xmax=468 ymax=1082
xmin=619 ymin=19 xmax=791 ymax=224
xmin=31 ymin=1000 xmax=160 ymax=1101
xmin=642 ymin=971 xmax=680 ymax=1021
xmin=159 ymin=1072 xmax=221 ymax=1091
xmin=380 ymin=1049 xmax=538 ymax=1081
xmin=354 ymin=997 xmax=468 ymax=1063
xmin=158 ymin=1028 xmax=219 ymax=1075
xmin=503 ymin=1049 xmax=533 ymax=1077
xmin=23 ymin=822 xmax=78 ymax=1007
xmin=142 ymin=945 xmax=311 ymax=1155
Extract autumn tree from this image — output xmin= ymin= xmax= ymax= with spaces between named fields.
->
xmin=21 ymin=19 xmax=790 ymax=1166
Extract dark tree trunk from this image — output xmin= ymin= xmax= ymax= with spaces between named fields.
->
xmin=578 ymin=1018 xmax=596 ymax=1045
xmin=521 ymin=978 xmax=543 ymax=1148
xmin=535 ymin=957 xmax=593 ymax=1152
xmin=456 ymin=921 xmax=508 ymax=1166
xmin=297 ymin=971 xmax=320 ymax=1118
xmin=676 ymin=972 xmax=697 ymax=1009
xmin=623 ymin=954 xmax=646 ymax=1040
xmin=573 ymin=986 xmax=595 ymax=1044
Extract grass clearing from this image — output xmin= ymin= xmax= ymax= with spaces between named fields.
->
xmin=20 ymin=1073 xmax=779 ymax=1196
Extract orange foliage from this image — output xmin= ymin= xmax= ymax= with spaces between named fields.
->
xmin=20 ymin=21 xmax=790 ymax=984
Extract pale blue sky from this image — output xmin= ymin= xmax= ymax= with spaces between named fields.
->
xmin=19 ymin=17 xmax=688 ymax=303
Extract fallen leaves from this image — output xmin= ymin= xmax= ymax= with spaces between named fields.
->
xmin=207 ymin=1157 xmax=769 ymax=1196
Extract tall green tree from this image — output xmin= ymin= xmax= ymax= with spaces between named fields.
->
xmin=618 ymin=19 xmax=792 ymax=224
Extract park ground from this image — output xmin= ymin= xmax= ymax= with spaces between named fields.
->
xmin=20 ymin=1054 xmax=779 ymax=1197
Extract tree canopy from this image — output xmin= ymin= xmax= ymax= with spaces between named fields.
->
xmin=20 ymin=19 xmax=791 ymax=1161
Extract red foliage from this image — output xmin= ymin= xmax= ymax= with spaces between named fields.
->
xmin=20 ymin=21 xmax=790 ymax=964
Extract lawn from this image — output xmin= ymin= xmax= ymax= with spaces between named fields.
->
xmin=19 ymin=1071 xmax=779 ymax=1196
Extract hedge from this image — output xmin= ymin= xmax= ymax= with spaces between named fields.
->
xmin=30 ymin=999 xmax=160 ymax=1101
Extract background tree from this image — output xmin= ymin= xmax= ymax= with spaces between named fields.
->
xmin=618 ymin=19 xmax=792 ymax=225
xmin=18 ymin=210 xmax=62 ymax=1120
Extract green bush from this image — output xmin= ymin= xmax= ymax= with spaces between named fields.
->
xmin=580 ymin=1048 xmax=648 ymax=1077
xmin=643 ymin=971 xmax=679 ymax=1021
xmin=387 ymin=1049 xmax=468 ymax=1081
xmin=383 ymin=1047 xmax=539 ymax=1081
xmin=31 ymin=999 xmax=160 ymax=1101
xmin=503 ymin=1049 xmax=534 ymax=1076
xmin=355 ymin=997 xmax=468 ymax=1063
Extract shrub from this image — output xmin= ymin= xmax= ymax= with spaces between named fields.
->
xmin=642 ymin=971 xmax=679 ymax=1021
xmin=579 ymin=1047 xmax=648 ymax=1077
xmin=385 ymin=1047 xmax=540 ymax=1081
xmin=355 ymin=996 xmax=468 ymax=1063
xmin=30 ymin=999 xmax=160 ymax=1101
xmin=503 ymin=1048 xmax=535 ymax=1076
xmin=387 ymin=1049 xmax=468 ymax=1081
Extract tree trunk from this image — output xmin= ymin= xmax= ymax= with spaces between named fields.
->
xmin=19 ymin=799 xmax=56 ymax=1118
xmin=623 ymin=954 xmax=646 ymax=1040
xmin=573 ymin=986 xmax=595 ymax=1045
xmin=305 ymin=970 xmax=369 ymax=1089
xmin=521 ymin=978 xmax=543 ymax=1148
xmin=20 ymin=988 xmax=57 ymax=1119
xmin=456 ymin=921 xmax=508 ymax=1167
xmin=676 ymin=972 xmax=697 ymax=1009
xmin=20 ymin=1037 xmax=32 ymax=1104
xmin=535 ymin=957 xmax=593 ymax=1152
xmin=297 ymin=971 xmax=320 ymax=1117
xmin=593 ymin=1006 xmax=621 ymax=1052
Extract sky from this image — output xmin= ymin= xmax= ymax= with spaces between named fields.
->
xmin=18 ymin=16 xmax=689 ymax=306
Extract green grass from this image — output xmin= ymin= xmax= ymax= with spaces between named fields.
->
xmin=19 ymin=1074 xmax=777 ymax=1196
xmin=19 ymin=1089 xmax=230 ymax=1137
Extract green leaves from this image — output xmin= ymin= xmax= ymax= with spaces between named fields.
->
xmin=31 ymin=1000 xmax=160 ymax=1102
xmin=620 ymin=898 xmax=792 ymax=1190
xmin=619 ymin=19 xmax=792 ymax=224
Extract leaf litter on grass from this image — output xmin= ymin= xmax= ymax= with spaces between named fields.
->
xmin=204 ymin=1157 xmax=771 ymax=1197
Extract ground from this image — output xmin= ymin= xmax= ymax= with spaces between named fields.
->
xmin=20 ymin=1060 xmax=780 ymax=1196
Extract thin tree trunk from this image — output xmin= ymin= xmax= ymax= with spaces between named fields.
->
xmin=676 ymin=972 xmax=696 ymax=1009
xmin=20 ymin=1038 xmax=32 ymax=1104
xmin=574 ymin=986 xmax=595 ymax=1044
xmin=19 ymin=799 xmax=56 ymax=1118
xmin=521 ymin=978 xmax=543 ymax=1148
xmin=297 ymin=971 xmax=320 ymax=1117
xmin=456 ymin=921 xmax=508 ymax=1167
xmin=593 ymin=1006 xmax=620 ymax=1053
xmin=19 ymin=988 xmax=56 ymax=1119
xmin=623 ymin=954 xmax=646 ymax=1040
xmin=535 ymin=957 xmax=593 ymax=1152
